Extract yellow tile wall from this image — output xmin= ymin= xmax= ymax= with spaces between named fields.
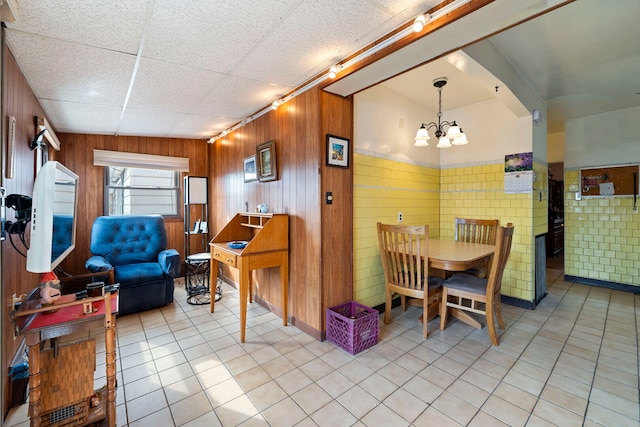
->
xmin=353 ymin=153 xmax=440 ymax=307
xmin=439 ymin=162 xmax=534 ymax=301
xmin=564 ymin=169 xmax=640 ymax=286
xmin=353 ymin=153 xmax=537 ymax=307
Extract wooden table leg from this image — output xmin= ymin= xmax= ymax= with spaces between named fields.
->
xmin=238 ymin=258 xmax=249 ymax=343
xmin=26 ymin=333 xmax=41 ymax=427
xmin=209 ymin=258 xmax=219 ymax=313
xmin=281 ymin=252 xmax=288 ymax=327
xmin=104 ymin=293 xmax=116 ymax=427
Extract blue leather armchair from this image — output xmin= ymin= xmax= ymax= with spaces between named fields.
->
xmin=85 ymin=215 xmax=180 ymax=315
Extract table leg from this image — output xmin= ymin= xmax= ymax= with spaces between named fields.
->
xmin=238 ymin=258 xmax=249 ymax=343
xmin=26 ymin=333 xmax=41 ymax=427
xmin=104 ymin=293 xmax=116 ymax=426
xmin=209 ymin=258 xmax=219 ymax=313
xmin=281 ymin=253 xmax=288 ymax=327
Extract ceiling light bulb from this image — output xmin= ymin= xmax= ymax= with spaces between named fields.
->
xmin=207 ymin=137 xmax=215 ymax=144
xmin=271 ymin=100 xmax=280 ymax=110
xmin=329 ymin=66 xmax=338 ymax=79
xmin=413 ymin=14 xmax=429 ymax=32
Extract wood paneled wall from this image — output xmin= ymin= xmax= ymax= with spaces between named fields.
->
xmin=1 ymin=46 xmax=47 ymax=418
xmin=56 ymin=134 xmax=209 ymax=274
xmin=209 ymin=87 xmax=353 ymax=337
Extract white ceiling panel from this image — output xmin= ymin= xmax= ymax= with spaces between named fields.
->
xmin=5 ymin=0 xmax=147 ymax=54
xmin=127 ymin=58 xmax=226 ymax=113
xmin=39 ymin=100 xmax=122 ymax=135
xmin=117 ymin=108 xmax=189 ymax=137
xmin=143 ymin=0 xmax=300 ymax=74
xmin=6 ymin=31 xmax=135 ymax=106
xmin=170 ymin=114 xmax=235 ymax=140
xmin=191 ymin=75 xmax=288 ymax=119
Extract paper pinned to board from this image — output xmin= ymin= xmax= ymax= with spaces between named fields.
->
xmin=599 ymin=182 xmax=615 ymax=196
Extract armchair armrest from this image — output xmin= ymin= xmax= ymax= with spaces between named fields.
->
xmin=86 ymin=255 xmax=113 ymax=273
xmin=158 ymin=249 xmax=180 ymax=278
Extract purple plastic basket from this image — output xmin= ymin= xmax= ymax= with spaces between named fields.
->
xmin=326 ymin=301 xmax=379 ymax=355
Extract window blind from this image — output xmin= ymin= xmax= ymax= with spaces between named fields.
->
xmin=93 ymin=149 xmax=189 ymax=172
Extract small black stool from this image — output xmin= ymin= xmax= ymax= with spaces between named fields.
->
xmin=185 ymin=253 xmax=221 ymax=305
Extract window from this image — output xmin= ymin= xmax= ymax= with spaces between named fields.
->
xmin=93 ymin=149 xmax=190 ymax=217
xmin=105 ymin=167 xmax=179 ymax=216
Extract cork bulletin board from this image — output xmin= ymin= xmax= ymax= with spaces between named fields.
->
xmin=580 ymin=165 xmax=639 ymax=197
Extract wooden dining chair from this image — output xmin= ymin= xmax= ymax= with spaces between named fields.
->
xmin=376 ymin=223 xmax=443 ymax=338
xmin=454 ymin=217 xmax=499 ymax=278
xmin=440 ymin=223 xmax=514 ymax=345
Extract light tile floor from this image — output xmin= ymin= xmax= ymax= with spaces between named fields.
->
xmin=6 ymin=260 xmax=640 ymax=426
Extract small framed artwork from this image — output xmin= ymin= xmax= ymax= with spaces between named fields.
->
xmin=243 ymin=155 xmax=257 ymax=182
xmin=257 ymin=140 xmax=277 ymax=182
xmin=326 ymin=134 xmax=349 ymax=168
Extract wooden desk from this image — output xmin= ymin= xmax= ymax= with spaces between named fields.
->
xmin=11 ymin=290 xmax=118 ymax=427
xmin=428 ymin=239 xmax=495 ymax=272
xmin=209 ymin=213 xmax=289 ymax=343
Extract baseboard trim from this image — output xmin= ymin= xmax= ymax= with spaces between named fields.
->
xmin=564 ymin=275 xmax=640 ymax=294
xmin=501 ymin=295 xmax=535 ymax=310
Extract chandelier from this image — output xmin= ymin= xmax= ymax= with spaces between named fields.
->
xmin=414 ymin=77 xmax=468 ymax=148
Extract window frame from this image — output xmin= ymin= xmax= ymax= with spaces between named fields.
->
xmin=103 ymin=166 xmax=182 ymax=219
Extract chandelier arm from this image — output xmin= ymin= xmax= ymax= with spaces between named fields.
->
xmin=421 ymin=122 xmax=439 ymax=131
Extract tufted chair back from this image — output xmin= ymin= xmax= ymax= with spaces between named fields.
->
xmin=90 ymin=215 xmax=168 ymax=266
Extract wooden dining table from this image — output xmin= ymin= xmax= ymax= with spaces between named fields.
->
xmin=427 ymin=239 xmax=495 ymax=273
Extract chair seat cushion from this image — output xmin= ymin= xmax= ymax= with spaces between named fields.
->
xmin=462 ymin=266 xmax=487 ymax=279
xmin=427 ymin=276 xmax=444 ymax=290
xmin=115 ymin=262 xmax=165 ymax=286
xmin=443 ymin=273 xmax=487 ymax=295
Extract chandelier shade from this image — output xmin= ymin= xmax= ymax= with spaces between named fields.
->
xmin=413 ymin=77 xmax=468 ymax=148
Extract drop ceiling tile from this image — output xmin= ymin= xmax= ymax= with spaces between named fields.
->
xmin=117 ymin=109 xmax=191 ymax=137
xmin=127 ymin=58 xmax=226 ymax=113
xmin=373 ymin=0 xmax=440 ymax=15
xmin=5 ymin=0 xmax=148 ymax=54
xmin=191 ymin=75 xmax=288 ymax=118
xmin=5 ymin=31 xmax=135 ymax=106
xmin=143 ymin=0 xmax=300 ymax=74
xmin=170 ymin=115 xmax=236 ymax=140
xmin=234 ymin=0 xmax=402 ymax=86
xmin=40 ymin=100 xmax=121 ymax=135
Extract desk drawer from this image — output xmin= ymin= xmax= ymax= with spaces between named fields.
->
xmin=212 ymin=249 xmax=237 ymax=267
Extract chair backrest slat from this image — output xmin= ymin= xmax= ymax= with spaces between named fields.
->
xmin=486 ymin=223 xmax=515 ymax=299
xmin=454 ymin=217 xmax=499 ymax=245
xmin=377 ymin=223 xmax=429 ymax=291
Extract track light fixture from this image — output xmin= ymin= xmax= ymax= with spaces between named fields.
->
xmin=414 ymin=77 xmax=468 ymax=148
xmin=328 ymin=64 xmax=342 ymax=79
xmin=412 ymin=13 xmax=430 ymax=32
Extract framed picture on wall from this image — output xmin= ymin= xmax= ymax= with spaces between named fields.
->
xmin=326 ymin=134 xmax=349 ymax=168
xmin=257 ymin=140 xmax=277 ymax=182
xmin=243 ymin=155 xmax=257 ymax=182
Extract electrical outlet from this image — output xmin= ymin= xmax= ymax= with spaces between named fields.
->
xmin=397 ymin=212 xmax=403 ymax=223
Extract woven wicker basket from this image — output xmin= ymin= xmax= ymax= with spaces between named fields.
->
xmin=39 ymin=339 xmax=96 ymax=427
